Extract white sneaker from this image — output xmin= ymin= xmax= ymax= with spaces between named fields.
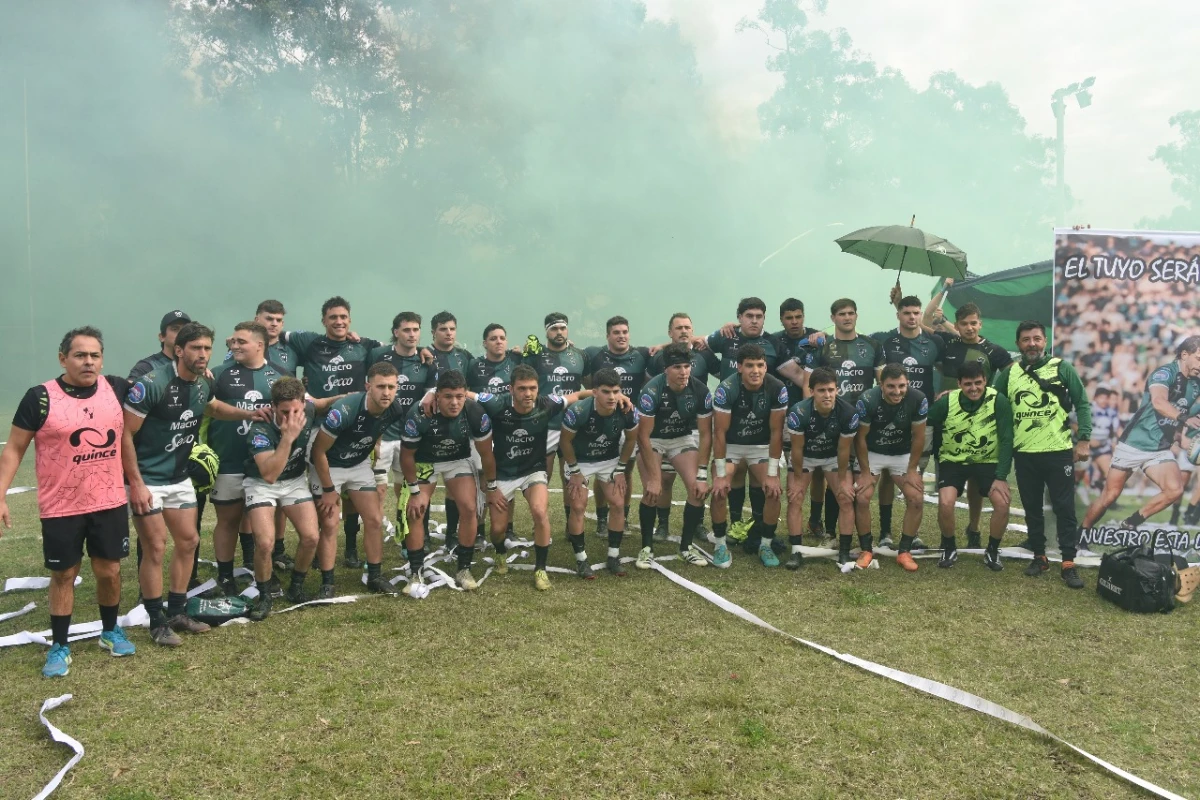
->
xmin=680 ymin=546 xmax=708 ymax=567
xmin=456 ymin=569 xmax=478 ymax=591
xmin=636 ymin=546 xmax=654 ymax=570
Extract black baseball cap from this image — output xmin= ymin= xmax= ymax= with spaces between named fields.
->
xmin=160 ymin=310 xmax=191 ymax=334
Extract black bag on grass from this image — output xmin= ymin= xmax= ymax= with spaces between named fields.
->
xmin=1096 ymin=545 xmax=1176 ymax=614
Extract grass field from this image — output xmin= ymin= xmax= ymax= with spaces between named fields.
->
xmin=2 ymin=452 xmax=1198 ymax=800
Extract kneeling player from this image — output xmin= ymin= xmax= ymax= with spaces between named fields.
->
xmin=561 ymin=368 xmax=638 ymax=578
xmin=711 ymin=344 xmax=789 ymax=567
xmin=785 ymin=367 xmax=859 ymax=570
xmin=854 ymin=365 xmax=928 ymax=571
xmin=479 ymin=365 xmax=591 ymax=591
xmin=928 ymin=362 xmax=1014 ymax=570
xmin=636 ymin=343 xmax=713 ymax=568
xmin=400 ymin=370 xmax=495 ymax=594
xmin=243 ymin=377 xmax=335 ymax=618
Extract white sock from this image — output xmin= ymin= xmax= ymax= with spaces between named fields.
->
xmin=607 ymin=547 xmax=620 ymax=558
xmin=575 ymin=551 xmax=587 ymax=562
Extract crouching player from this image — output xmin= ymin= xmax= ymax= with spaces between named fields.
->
xmin=928 ymin=361 xmax=1014 ymax=570
xmin=400 ymin=370 xmax=495 ymax=595
xmin=560 ymin=368 xmax=639 ymax=578
xmin=636 ymin=343 xmax=713 ymax=568
xmin=242 ymin=377 xmax=340 ymax=618
xmin=785 ymin=367 xmax=860 ymax=570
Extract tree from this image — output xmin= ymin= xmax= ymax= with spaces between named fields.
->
xmin=1142 ymin=110 xmax=1200 ymax=230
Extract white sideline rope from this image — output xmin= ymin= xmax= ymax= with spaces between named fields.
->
xmin=33 ymin=694 xmax=84 ymax=800
xmin=650 ymin=561 xmax=1186 ymax=800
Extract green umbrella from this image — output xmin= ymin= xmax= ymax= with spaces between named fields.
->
xmin=835 ymin=217 xmax=967 ymax=283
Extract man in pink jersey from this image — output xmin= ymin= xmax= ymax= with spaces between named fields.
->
xmin=0 ymin=326 xmax=137 ymax=677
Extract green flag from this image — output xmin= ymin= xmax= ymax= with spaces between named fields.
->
xmin=932 ymin=261 xmax=1052 ymax=348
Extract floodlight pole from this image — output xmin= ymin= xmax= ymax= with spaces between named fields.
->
xmin=1052 ymin=94 xmax=1066 ymax=227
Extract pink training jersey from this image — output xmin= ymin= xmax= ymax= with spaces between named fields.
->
xmin=35 ymin=378 xmax=126 ymax=518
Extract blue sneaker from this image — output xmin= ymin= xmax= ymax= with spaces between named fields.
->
xmin=42 ymin=644 xmax=72 ymax=678
xmin=712 ymin=543 xmax=732 ymax=569
xmin=759 ymin=545 xmax=780 ymax=567
xmin=98 ymin=626 xmax=136 ymax=657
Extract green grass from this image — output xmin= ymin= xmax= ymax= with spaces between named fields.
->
xmin=2 ymin=454 xmax=1198 ymax=800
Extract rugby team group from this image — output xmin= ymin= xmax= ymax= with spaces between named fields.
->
xmin=2 ymin=287 xmax=1130 ymax=679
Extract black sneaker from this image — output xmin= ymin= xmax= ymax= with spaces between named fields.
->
xmin=606 ymin=557 xmax=627 ymax=577
xmin=576 ymin=560 xmax=596 ymax=580
xmin=218 ymin=576 xmax=241 ymax=598
xmin=878 ymin=535 xmax=894 ymax=549
xmin=285 ymin=582 xmax=310 ymax=604
xmin=1061 ymin=564 xmax=1085 ymax=589
xmin=910 ymin=536 xmax=927 ymax=552
xmin=343 ymin=549 xmax=362 ymax=569
xmin=836 ymin=550 xmax=852 ymax=566
xmin=785 ymin=552 xmax=804 ymax=571
xmin=265 ymin=576 xmax=284 ymax=599
xmin=273 ymin=551 xmax=295 ymax=571
xmin=983 ymin=551 xmax=1004 ymax=572
xmin=316 ymin=583 xmax=337 ymax=599
xmin=1023 ymin=556 xmax=1049 ymax=577
xmin=168 ymin=614 xmax=211 ymax=634
xmin=965 ymin=531 xmax=982 ymax=549
xmin=366 ymin=575 xmax=401 ymax=596
xmin=247 ymin=593 xmax=273 ymax=622
xmin=937 ymin=549 xmax=958 ymax=569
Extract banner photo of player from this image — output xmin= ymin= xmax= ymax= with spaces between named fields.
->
xmin=1054 ymin=228 xmax=1200 ymax=555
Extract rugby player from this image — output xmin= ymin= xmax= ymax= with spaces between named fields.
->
xmin=1085 ymin=387 xmax=1121 ymax=506
xmin=993 ymin=322 xmax=1091 ymax=589
xmin=784 ymin=367 xmax=859 ymax=570
xmin=478 ymin=365 xmax=592 ymax=591
xmin=802 ymin=298 xmax=880 ymax=541
xmin=129 ymin=310 xmax=190 ymax=381
xmin=523 ymin=312 xmax=588 ymax=523
xmin=872 ymin=295 xmax=944 ymax=550
xmin=123 ymin=323 xmax=270 ymax=646
xmin=243 ymin=377 xmax=341 ymax=619
xmin=637 ymin=343 xmax=713 ymax=568
xmin=467 ymin=324 xmax=522 ymax=395
xmin=426 ymin=311 xmax=474 ymax=551
xmin=854 ymin=364 xmax=929 ymax=571
xmin=285 ymin=297 xmax=382 ymax=569
xmin=645 ymin=313 xmax=716 ymax=542
xmin=0 ymin=327 xmax=136 ymax=676
xmin=401 ymin=370 xmax=494 ymax=593
xmin=369 ymin=312 xmax=437 ymax=539
xmin=1081 ymin=338 xmax=1200 ymax=535
xmin=710 ymin=344 xmax=789 ymax=567
xmin=309 ymin=362 xmax=405 ymax=597
xmin=561 ymin=368 xmax=639 ymax=577
xmin=927 ymin=362 xmax=1014 ymax=570
xmin=923 ymin=288 xmax=1013 ymax=548
xmin=584 ymin=317 xmax=651 ymax=536
xmin=205 ymin=322 xmax=286 ymax=597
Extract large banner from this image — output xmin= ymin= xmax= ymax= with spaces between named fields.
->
xmin=1054 ymin=228 xmax=1200 ymax=555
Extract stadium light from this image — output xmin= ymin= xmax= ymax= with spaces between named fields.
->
xmin=1051 ymin=77 xmax=1097 ymax=225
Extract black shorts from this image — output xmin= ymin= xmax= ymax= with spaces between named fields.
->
xmin=936 ymin=462 xmax=996 ymax=498
xmin=41 ymin=504 xmax=131 ymax=570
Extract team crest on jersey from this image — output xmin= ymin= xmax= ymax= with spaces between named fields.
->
xmin=564 ymin=408 xmax=577 ymax=427
xmin=847 ymin=413 xmax=860 ymax=431
xmin=639 ymin=393 xmax=655 ymax=413
xmin=1152 ymin=368 xmax=1171 ymax=383
xmin=918 ymin=398 xmax=928 ymax=416
xmin=325 ymin=408 xmax=343 ymax=428
xmin=127 ymin=382 xmax=146 ymax=404
xmin=477 ymin=392 xmax=495 ymax=403
xmin=251 ymin=433 xmax=270 ymax=450
xmin=856 ymin=399 xmax=868 ymax=418
xmin=777 ymin=386 xmax=789 ymax=404
xmin=703 ymin=393 xmax=712 ymax=411
xmin=479 ymin=413 xmax=492 ymax=434
xmin=404 ymin=418 xmax=420 ymax=438
xmin=714 ymin=387 xmax=727 ymax=406
xmin=787 ymin=411 xmax=801 ymax=431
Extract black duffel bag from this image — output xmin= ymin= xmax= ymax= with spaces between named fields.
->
xmin=1096 ymin=545 xmax=1177 ymax=614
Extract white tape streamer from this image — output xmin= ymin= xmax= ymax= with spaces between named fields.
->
xmin=4 ymin=577 xmax=82 ymax=593
xmin=5 ymin=485 xmax=36 ymax=496
xmin=650 ymin=561 xmax=1186 ymax=800
xmin=33 ymin=694 xmax=84 ymax=800
xmin=0 ymin=601 xmax=36 ymax=623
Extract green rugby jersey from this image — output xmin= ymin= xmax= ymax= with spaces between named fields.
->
xmin=562 ymin=398 xmax=638 ymax=463
xmin=244 ymin=401 xmax=317 ymax=481
xmin=646 ymin=347 xmax=715 ymax=384
xmin=584 ymin=346 xmax=651 ymax=400
xmin=285 ymin=331 xmax=382 ymax=399
xmin=939 ymin=335 xmax=1011 ymax=381
xmin=803 ymin=335 xmax=879 ymax=402
xmin=430 ymin=345 xmax=473 ymax=378
xmin=318 ymin=392 xmax=404 ymax=469
xmin=772 ymin=327 xmax=820 ymax=396
xmin=524 ymin=345 xmax=587 ymax=427
xmin=785 ymin=397 xmax=860 ymax=461
xmin=400 ymin=399 xmax=492 ymax=464
xmin=705 ymin=328 xmax=780 ymax=380
xmin=637 ymin=374 xmax=711 ymax=439
xmin=478 ymin=392 xmax=567 ymax=480
xmin=1119 ymin=360 xmax=1200 ymax=453
xmin=712 ymin=373 xmax=789 ymax=446
xmin=124 ymin=363 xmax=213 ymax=484
xmin=204 ymin=361 xmax=284 ymax=473
xmin=855 ymin=386 xmax=928 ymax=456
xmin=224 ymin=340 xmax=299 ymax=377
xmin=368 ymin=346 xmax=438 ymax=442
xmin=128 ymin=351 xmax=172 ymax=382
xmin=467 ymin=353 xmax=522 ymax=394
xmin=871 ymin=328 xmax=945 ymax=400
